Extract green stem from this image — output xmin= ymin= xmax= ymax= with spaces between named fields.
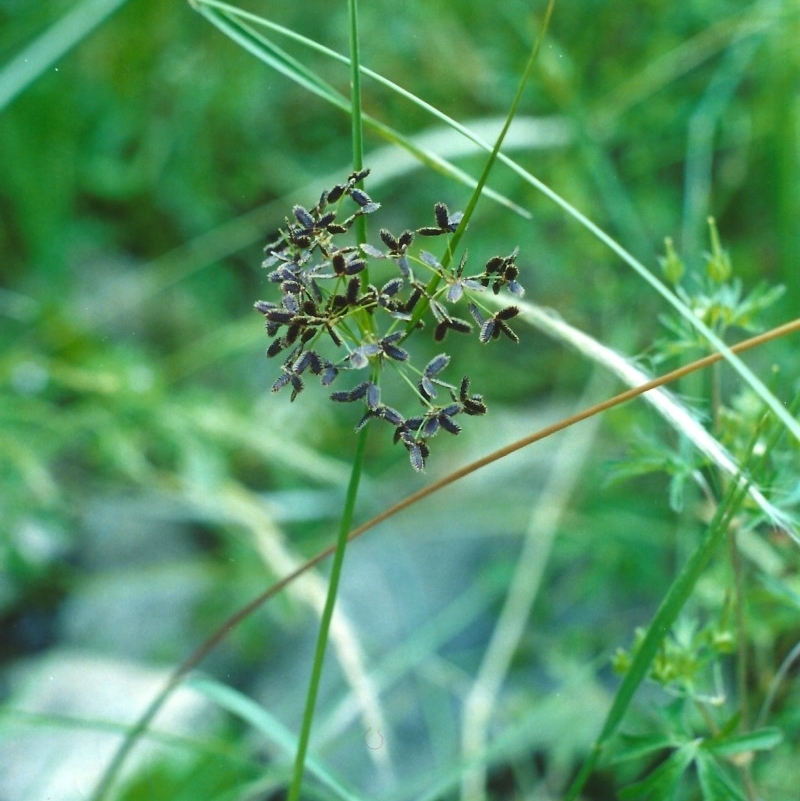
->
xmin=729 ymin=524 xmax=749 ymax=730
xmin=286 ymin=4 xmax=368 ymax=799
xmin=286 ymin=426 xmax=369 ymax=801
xmin=404 ymin=0 xmax=555 ymax=335
xmin=448 ymin=0 xmax=555 ymax=260
xmin=348 ymin=0 xmax=367 ymax=254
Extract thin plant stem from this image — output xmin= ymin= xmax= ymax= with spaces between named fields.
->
xmin=286 ymin=425 xmax=369 ymax=801
xmin=348 ymin=0 xmax=367 ymax=251
xmin=729 ymin=524 xmax=749 ymax=729
xmin=286 ymin=2 xmax=368 ymax=799
xmin=404 ymin=0 xmax=555 ymax=335
xmin=448 ymin=0 xmax=555 ymax=259
xmin=757 ymin=639 xmax=800 ymax=728
xmin=87 ymin=316 xmax=800 ymax=801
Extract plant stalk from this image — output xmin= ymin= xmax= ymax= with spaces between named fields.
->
xmin=286 ymin=426 xmax=369 ymax=801
xmin=286 ymin=2 xmax=368 ymax=798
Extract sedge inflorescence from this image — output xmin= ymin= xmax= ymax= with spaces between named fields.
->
xmin=254 ymin=169 xmax=526 ymax=471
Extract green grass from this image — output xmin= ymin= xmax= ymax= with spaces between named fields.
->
xmin=1 ymin=1 xmax=799 ymax=800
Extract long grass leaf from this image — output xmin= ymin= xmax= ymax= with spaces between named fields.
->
xmin=403 ymin=0 xmax=554 ymax=333
xmin=564 ymin=490 xmax=747 ymax=799
xmin=286 ymin=4 xmax=372 ymax=799
xmin=192 ymin=4 xmax=346 ymax=104
xmin=447 ymin=0 xmax=555 ymax=256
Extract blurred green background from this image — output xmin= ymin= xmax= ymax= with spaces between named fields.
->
xmin=1 ymin=0 xmax=798 ymax=799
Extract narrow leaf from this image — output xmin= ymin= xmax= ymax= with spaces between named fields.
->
xmin=612 ymin=731 xmax=681 ymax=764
xmin=188 ymin=677 xmax=368 ymax=801
xmin=695 ymin=752 xmax=748 ymax=801
xmin=704 ymin=726 xmax=783 ymax=758
xmin=619 ymin=742 xmax=698 ymax=801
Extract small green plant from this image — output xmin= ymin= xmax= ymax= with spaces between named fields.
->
xmin=609 ymin=696 xmax=782 ymax=801
xmin=593 ymin=228 xmax=798 ymax=801
xmin=609 ymin=610 xmax=783 ymax=801
xmin=655 ymin=219 xmax=786 ymax=363
xmin=613 ymin=612 xmax=736 ymax=699
xmin=614 ymin=220 xmax=790 ymax=513
xmin=254 ymin=168 xmax=525 ymax=470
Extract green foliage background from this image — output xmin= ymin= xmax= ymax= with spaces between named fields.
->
xmin=1 ymin=0 xmax=798 ymax=799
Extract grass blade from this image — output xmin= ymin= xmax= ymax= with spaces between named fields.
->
xmin=189 ymin=677 xmax=368 ymax=801
xmin=564 ymin=484 xmax=746 ymax=800
xmin=286 ymin=4 xmax=370 ymax=798
xmin=490 ymin=295 xmax=799 ymax=539
xmin=0 ymin=0 xmax=130 ymax=111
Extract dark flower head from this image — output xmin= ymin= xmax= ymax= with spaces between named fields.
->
xmin=255 ymin=170 xmax=526 ymax=470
